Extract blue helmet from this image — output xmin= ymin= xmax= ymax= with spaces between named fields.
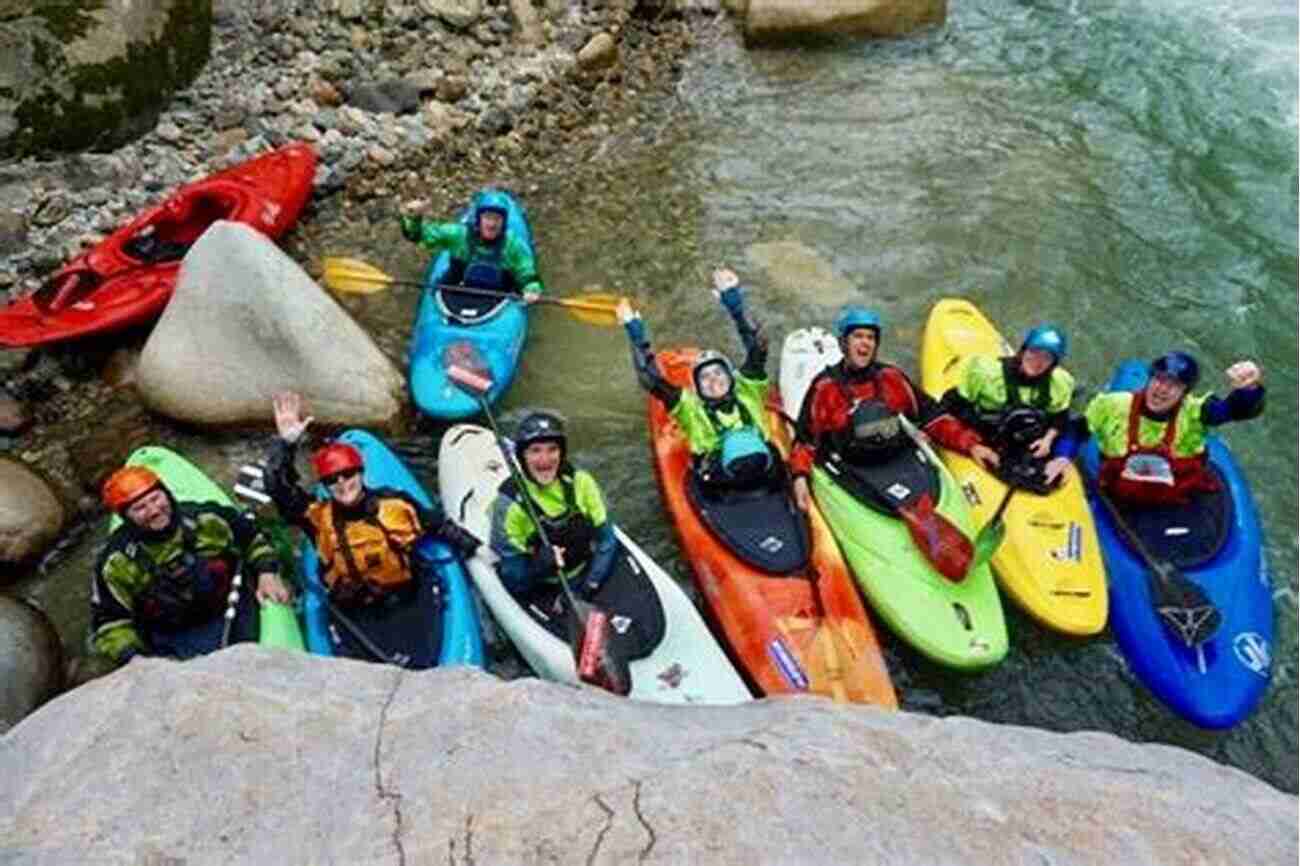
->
xmin=1020 ymin=324 xmax=1068 ymax=361
xmin=472 ymin=189 xmax=511 ymax=232
xmin=1150 ymin=351 xmax=1199 ymax=388
xmin=834 ymin=306 xmax=882 ymax=340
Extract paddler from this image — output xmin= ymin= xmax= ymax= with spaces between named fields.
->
xmin=262 ymin=391 xmax=480 ymax=665
xmin=1058 ymin=352 xmax=1265 ymax=505
xmin=617 ymin=266 xmax=778 ymax=490
xmin=938 ymin=324 xmax=1076 ymax=492
xmin=488 ymin=411 xmax=619 ymax=624
xmin=91 ymin=464 xmax=292 ymax=666
xmin=399 ymin=189 xmax=544 ymax=303
xmin=789 ymin=306 xmax=999 ymax=512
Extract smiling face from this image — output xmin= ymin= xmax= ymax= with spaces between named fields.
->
xmin=477 ymin=210 xmax=504 ymax=241
xmin=1144 ymin=375 xmax=1188 ymax=414
xmin=1019 ymin=347 xmax=1056 ymax=378
xmin=124 ymin=488 xmax=172 ymax=532
xmin=696 ymin=363 xmax=733 ymax=400
xmin=523 ymin=441 xmax=563 ymax=485
xmin=325 ymin=469 xmax=364 ymax=507
xmin=843 ymin=327 xmax=879 ymax=369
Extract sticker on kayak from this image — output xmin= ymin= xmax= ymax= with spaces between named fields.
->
xmin=961 ymin=481 xmax=981 ymax=507
xmin=768 ymin=637 xmax=810 ymax=691
xmin=886 ymin=483 xmax=911 ymax=500
xmin=1050 ymin=523 xmax=1083 ymax=563
xmin=759 ymin=536 xmax=785 ymax=553
xmin=657 ymin=662 xmax=688 ymax=689
xmin=1233 ymin=632 xmax=1270 ymax=676
xmin=611 ymin=615 xmax=632 ymax=634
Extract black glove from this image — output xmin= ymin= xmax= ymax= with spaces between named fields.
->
xmin=399 ymin=215 xmax=424 ymax=243
xmin=438 ymin=520 xmax=481 ymax=558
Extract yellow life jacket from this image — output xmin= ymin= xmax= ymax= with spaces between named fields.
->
xmin=306 ymin=497 xmax=421 ymax=595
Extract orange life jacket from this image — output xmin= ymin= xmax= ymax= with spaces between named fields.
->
xmin=305 ymin=497 xmax=421 ymax=596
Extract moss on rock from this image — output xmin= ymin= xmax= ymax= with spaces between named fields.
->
xmin=1 ymin=0 xmax=212 ymax=157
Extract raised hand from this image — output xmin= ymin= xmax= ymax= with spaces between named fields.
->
xmin=1225 ymin=360 xmax=1261 ymax=390
xmin=711 ymin=267 xmax=740 ymax=295
xmin=272 ymin=391 xmax=313 ymax=443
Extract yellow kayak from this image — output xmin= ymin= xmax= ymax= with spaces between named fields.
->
xmin=920 ymin=299 xmax=1108 ymax=636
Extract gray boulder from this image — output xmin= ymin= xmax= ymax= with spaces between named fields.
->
xmin=744 ymin=0 xmax=945 ymax=42
xmin=418 ymin=0 xmax=481 ymax=30
xmin=0 ymin=459 xmax=65 ymax=565
xmin=0 ymin=596 xmax=62 ymax=735
xmin=1 ymin=646 xmax=1294 ymax=865
xmin=0 ymin=0 xmax=212 ymax=157
xmin=136 ymin=221 xmax=405 ymax=429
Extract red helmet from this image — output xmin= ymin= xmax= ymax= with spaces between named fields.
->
xmin=311 ymin=442 xmax=363 ymax=479
xmin=102 ymin=466 xmax=162 ymax=512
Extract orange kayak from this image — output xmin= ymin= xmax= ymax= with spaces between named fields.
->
xmin=0 ymin=142 xmax=317 ymax=347
xmin=648 ymin=347 xmax=896 ymax=707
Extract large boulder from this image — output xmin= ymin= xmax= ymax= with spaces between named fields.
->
xmin=136 ymin=222 xmax=405 ymax=429
xmin=1 ymin=647 xmax=1294 ymax=864
xmin=0 ymin=459 xmax=65 ymax=566
xmin=0 ymin=0 xmax=212 ymax=157
xmin=0 ymin=596 xmax=62 ymax=734
xmin=743 ymin=0 xmax=944 ymax=42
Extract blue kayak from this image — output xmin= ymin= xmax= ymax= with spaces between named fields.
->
xmin=1082 ymin=360 xmax=1272 ymax=728
xmin=300 ymin=430 xmax=485 ymax=668
xmin=408 ymin=189 xmax=534 ymax=420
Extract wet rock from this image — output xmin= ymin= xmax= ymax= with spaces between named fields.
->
xmin=100 ymin=348 xmax=139 ymax=390
xmin=29 ymin=195 xmax=71 ymax=229
xmin=419 ymin=0 xmax=481 ymax=29
xmin=66 ymin=394 xmax=154 ymax=493
xmin=0 ymin=458 xmax=66 ymax=564
xmin=744 ymin=0 xmax=945 ymax=41
xmin=0 ymin=391 xmax=30 ymax=434
xmin=2 ymin=648 xmax=1297 ymax=863
xmin=577 ymin=32 xmax=619 ymax=70
xmin=436 ymin=74 xmax=470 ymax=103
xmin=509 ymin=0 xmax=545 ymax=45
xmin=136 ymin=222 xmax=405 ymax=429
xmin=0 ymin=596 xmax=62 ymax=734
xmin=0 ymin=210 xmax=26 ymax=257
xmin=309 ymin=77 xmax=343 ymax=107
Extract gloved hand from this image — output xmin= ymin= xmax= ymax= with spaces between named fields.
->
xmin=399 ymin=215 xmax=424 ymax=243
xmin=438 ymin=520 xmax=481 ymax=558
xmin=717 ymin=284 xmax=745 ymax=317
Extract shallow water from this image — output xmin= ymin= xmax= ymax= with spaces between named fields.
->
xmin=19 ymin=0 xmax=1296 ymax=794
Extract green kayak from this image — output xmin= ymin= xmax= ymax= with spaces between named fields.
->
xmin=111 ymin=446 xmax=304 ymax=652
xmin=781 ymin=328 xmax=1007 ymax=671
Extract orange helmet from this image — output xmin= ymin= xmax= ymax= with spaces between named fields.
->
xmin=102 ymin=466 xmax=162 ymax=512
xmin=311 ymin=442 xmax=364 ymax=479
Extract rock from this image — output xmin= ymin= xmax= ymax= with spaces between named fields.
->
xmin=0 ymin=209 xmax=26 ymax=256
xmin=136 ymin=221 xmax=405 ymax=429
xmin=2 ymin=647 xmax=1297 ymax=863
xmin=66 ymin=392 xmax=154 ymax=493
xmin=0 ymin=391 xmax=29 ymax=433
xmin=0 ymin=596 xmax=62 ymax=734
xmin=418 ymin=0 xmax=482 ymax=30
xmin=0 ymin=458 xmax=65 ymax=564
xmin=345 ymin=78 xmax=423 ymax=115
xmin=577 ymin=32 xmax=619 ymax=70
xmin=744 ymin=0 xmax=945 ymax=41
xmin=100 ymin=347 xmax=138 ymax=389
xmin=436 ymin=74 xmax=469 ymax=102
xmin=0 ymin=0 xmax=213 ymax=157
xmin=509 ymin=0 xmax=545 ymax=45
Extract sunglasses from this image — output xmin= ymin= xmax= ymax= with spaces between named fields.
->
xmin=321 ymin=468 xmax=361 ymax=487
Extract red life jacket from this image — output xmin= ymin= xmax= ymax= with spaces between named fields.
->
xmin=1099 ymin=390 xmax=1218 ymax=506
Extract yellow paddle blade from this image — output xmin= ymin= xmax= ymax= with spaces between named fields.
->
xmin=552 ymin=293 xmax=623 ymax=327
xmin=321 ymin=256 xmax=395 ymax=295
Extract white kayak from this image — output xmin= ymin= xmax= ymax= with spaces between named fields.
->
xmin=438 ymin=423 xmax=752 ymax=705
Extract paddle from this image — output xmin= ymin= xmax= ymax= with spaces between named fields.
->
xmin=1087 ymin=476 xmax=1222 ymax=647
xmin=969 ymin=485 xmax=1014 ymax=574
xmin=445 ymin=363 xmax=629 ymax=695
xmin=320 ymin=256 xmax=623 ymax=327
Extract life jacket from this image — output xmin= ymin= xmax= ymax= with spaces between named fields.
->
xmin=971 ymin=357 xmax=1052 ymax=444
xmin=125 ymin=516 xmax=234 ymax=631
xmin=501 ymin=471 xmax=597 ymax=576
xmin=826 ymin=366 xmax=916 ymax=464
xmin=306 ymin=495 xmax=420 ymax=601
xmin=1099 ymin=391 xmax=1218 ymax=506
xmin=701 ymin=398 xmax=771 ymax=481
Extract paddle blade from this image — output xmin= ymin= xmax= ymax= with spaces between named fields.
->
xmin=1150 ymin=564 xmax=1222 ymax=646
xmin=321 ymin=256 xmax=394 ymax=295
xmin=571 ymin=602 xmax=630 ymax=696
xmin=900 ymin=492 xmax=974 ymax=582
xmin=446 ymin=359 xmax=493 ymax=395
xmin=557 ymin=295 xmax=622 ymax=327
xmin=969 ymin=516 xmax=1007 ymax=574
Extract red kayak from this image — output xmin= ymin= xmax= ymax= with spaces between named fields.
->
xmin=0 ymin=143 xmax=317 ymax=347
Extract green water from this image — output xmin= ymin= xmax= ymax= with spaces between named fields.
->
xmin=20 ymin=0 xmax=1295 ymax=794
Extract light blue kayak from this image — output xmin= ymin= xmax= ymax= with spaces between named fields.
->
xmin=300 ymin=430 xmax=485 ymax=667
xmin=1081 ymin=360 xmax=1272 ymax=728
xmin=408 ymin=188 xmax=533 ymax=419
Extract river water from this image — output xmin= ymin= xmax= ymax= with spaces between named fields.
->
xmin=19 ymin=0 xmax=1296 ymax=793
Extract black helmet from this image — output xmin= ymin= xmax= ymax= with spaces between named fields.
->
xmin=1150 ymin=351 xmax=1199 ymax=388
xmin=515 ymin=411 xmax=566 ymax=452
